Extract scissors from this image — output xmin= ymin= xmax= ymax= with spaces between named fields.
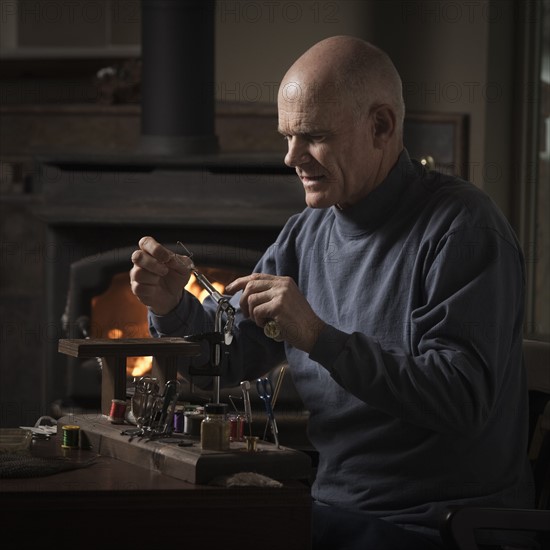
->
xmin=256 ymin=377 xmax=280 ymax=448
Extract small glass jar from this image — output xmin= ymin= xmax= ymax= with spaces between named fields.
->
xmin=201 ymin=403 xmax=230 ymax=451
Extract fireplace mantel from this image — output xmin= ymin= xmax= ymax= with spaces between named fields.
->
xmin=34 ymin=150 xmax=303 ymax=227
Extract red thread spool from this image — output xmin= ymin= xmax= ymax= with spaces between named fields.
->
xmin=109 ymin=399 xmax=127 ymax=424
xmin=228 ymin=414 xmax=245 ymax=442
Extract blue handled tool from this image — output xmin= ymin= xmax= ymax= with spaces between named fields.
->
xmin=256 ymin=377 xmax=280 ymax=448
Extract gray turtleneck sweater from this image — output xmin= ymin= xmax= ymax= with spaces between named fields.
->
xmin=150 ymin=150 xmax=534 ymax=544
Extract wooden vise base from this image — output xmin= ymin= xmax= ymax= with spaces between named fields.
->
xmin=58 ymin=338 xmax=202 ymax=415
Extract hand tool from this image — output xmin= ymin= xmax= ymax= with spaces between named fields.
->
xmin=240 ymin=380 xmax=253 ymax=436
xmin=256 ymin=377 xmax=280 ymax=448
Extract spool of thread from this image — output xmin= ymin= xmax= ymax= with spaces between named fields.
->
xmin=173 ymin=410 xmax=184 ymax=433
xmin=228 ymin=414 xmax=245 ymax=442
xmin=61 ymin=425 xmax=80 ymax=449
xmin=109 ymin=399 xmax=127 ymax=424
xmin=184 ymin=410 xmax=204 ymax=437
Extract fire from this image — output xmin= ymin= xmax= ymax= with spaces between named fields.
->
xmin=185 ymin=274 xmax=224 ymax=303
xmin=129 ymin=355 xmax=153 ymax=377
xmin=105 ymin=327 xmax=153 ymax=377
xmin=107 ymin=328 xmax=124 ymax=339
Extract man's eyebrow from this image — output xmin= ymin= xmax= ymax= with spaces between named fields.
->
xmin=277 ymin=126 xmax=328 ymax=136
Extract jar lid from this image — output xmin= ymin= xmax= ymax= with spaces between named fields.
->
xmin=204 ymin=403 xmax=228 ymax=415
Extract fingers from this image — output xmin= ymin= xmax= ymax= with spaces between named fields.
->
xmin=224 ymin=275 xmax=252 ymax=294
xmin=225 ymin=273 xmax=276 ymax=294
xmin=167 ymin=253 xmax=195 ymax=275
xmin=131 ymin=248 xmax=169 ymax=277
xmin=194 ymin=269 xmax=323 ymax=351
xmin=248 ymin=281 xmax=286 ymax=325
xmin=132 ymin=236 xmax=193 ymax=276
xmin=226 ymin=273 xmax=282 ymax=323
xmin=129 ymin=236 xmax=192 ymax=315
xmin=129 ymin=261 xmax=164 ymax=286
xmin=129 ymin=259 xmax=166 ymax=307
xmin=139 ymin=235 xmax=174 ymax=264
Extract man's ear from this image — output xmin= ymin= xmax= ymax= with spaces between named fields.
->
xmin=371 ymin=105 xmax=396 ymax=148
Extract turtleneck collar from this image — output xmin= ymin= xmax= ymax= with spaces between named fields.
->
xmin=332 ymin=148 xmax=418 ymax=236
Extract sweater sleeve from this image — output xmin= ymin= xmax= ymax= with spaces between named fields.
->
xmin=149 ymin=290 xmax=212 ymax=338
xmin=310 ymin=225 xmax=526 ymax=436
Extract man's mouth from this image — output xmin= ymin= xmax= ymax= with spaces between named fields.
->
xmin=300 ymin=174 xmax=325 ymax=184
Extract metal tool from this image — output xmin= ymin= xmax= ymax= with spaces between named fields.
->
xmin=177 ymin=242 xmax=236 ymax=404
xmin=134 ymin=376 xmax=159 ymax=427
xmin=240 ymin=380 xmax=253 ymax=436
xmin=256 ymin=377 xmax=280 ymax=448
xmin=122 ymin=378 xmax=180 ymax=441
xmin=156 ymin=379 xmax=181 ymax=435
xmin=123 ymin=376 xmax=158 ymax=440
xmin=176 ymin=242 xmax=235 ymax=345
xmin=262 ymin=365 xmax=286 ymax=442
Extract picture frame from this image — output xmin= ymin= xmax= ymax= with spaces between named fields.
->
xmin=404 ymin=112 xmax=469 ymax=178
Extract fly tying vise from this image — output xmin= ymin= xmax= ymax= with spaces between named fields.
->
xmin=178 ymin=241 xmax=282 ymax=345
xmin=176 ymin=242 xmax=236 ymax=404
xmin=176 ymin=242 xmax=235 ymax=345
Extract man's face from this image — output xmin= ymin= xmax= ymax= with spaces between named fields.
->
xmin=278 ymin=82 xmax=381 ymax=209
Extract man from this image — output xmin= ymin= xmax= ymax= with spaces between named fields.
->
xmin=130 ymin=36 xmax=535 ymax=549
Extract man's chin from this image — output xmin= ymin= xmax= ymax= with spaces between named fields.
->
xmin=304 ymin=194 xmax=334 ymax=209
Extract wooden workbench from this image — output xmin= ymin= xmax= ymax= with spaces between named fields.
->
xmin=0 ymin=436 xmax=312 ymax=549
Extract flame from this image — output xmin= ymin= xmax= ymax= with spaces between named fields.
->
xmin=128 ymin=356 xmax=153 ymax=377
xmin=107 ymin=328 xmax=124 ymax=339
xmin=185 ymin=274 xmax=224 ymax=302
xmin=185 ymin=274 xmax=224 ymax=303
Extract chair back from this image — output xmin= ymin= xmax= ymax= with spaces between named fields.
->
xmin=440 ymin=339 xmax=550 ymax=550
xmin=524 ymin=338 xmax=550 ymax=510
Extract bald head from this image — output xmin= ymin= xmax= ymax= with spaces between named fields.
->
xmin=277 ymin=37 xmax=406 ymax=208
xmin=279 ymin=36 xmax=405 ymax=135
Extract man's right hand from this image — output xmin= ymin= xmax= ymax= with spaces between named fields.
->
xmin=129 ymin=236 xmax=194 ymax=315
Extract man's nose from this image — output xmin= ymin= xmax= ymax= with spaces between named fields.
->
xmin=284 ymin=138 xmax=309 ymax=167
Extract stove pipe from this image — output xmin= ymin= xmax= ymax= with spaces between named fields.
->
xmin=140 ymin=0 xmax=219 ymax=155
